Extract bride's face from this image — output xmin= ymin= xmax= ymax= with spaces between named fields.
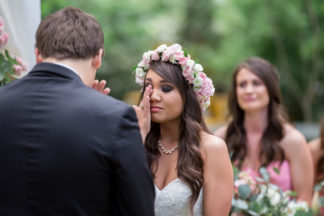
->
xmin=145 ymin=69 xmax=183 ymax=124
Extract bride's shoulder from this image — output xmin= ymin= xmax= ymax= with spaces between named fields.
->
xmin=200 ymin=132 xmax=228 ymax=158
xmin=213 ymin=124 xmax=228 ymax=140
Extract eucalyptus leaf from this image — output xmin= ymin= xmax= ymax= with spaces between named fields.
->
xmin=294 ymin=209 xmax=310 ymax=216
xmin=273 ymin=167 xmax=280 ymax=175
xmin=247 ymin=210 xmax=260 ymax=216
xmin=250 ymin=194 xmax=258 ymax=202
xmin=314 ymin=183 xmax=322 ymax=192
xmin=318 ymin=196 xmax=324 ymax=207
xmin=287 ymin=191 xmax=297 ymax=197
xmin=249 ymin=201 xmax=262 ymax=213
xmin=238 ymin=184 xmax=251 ymax=199
xmin=235 ymin=199 xmax=249 ymax=210
xmin=255 ymin=177 xmax=265 ymax=183
xmin=259 ymin=167 xmax=270 ymax=182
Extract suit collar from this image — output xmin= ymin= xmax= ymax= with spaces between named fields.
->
xmin=29 ymin=62 xmax=83 ymax=84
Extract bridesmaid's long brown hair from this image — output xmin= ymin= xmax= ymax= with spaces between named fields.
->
xmin=140 ymin=61 xmax=209 ymax=214
xmin=226 ymin=57 xmax=287 ymax=167
xmin=316 ymin=122 xmax=324 ymax=182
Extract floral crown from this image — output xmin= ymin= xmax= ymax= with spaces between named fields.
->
xmin=135 ymin=44 xmax=215 ymax=110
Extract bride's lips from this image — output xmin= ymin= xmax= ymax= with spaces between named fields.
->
xmin=150 ymin=106 xmax=163 ymax=112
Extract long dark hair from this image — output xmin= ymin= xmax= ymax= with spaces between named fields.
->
xmin=316 ymin=122 xmax=324 ymax=182
xmin=226 ymin=57 xmax=286 ymax=168
xmin=141 ymin=61 xmax=209 ymax=213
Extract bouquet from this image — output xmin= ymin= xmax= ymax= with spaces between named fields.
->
xmin=0 ymin=16 xmax=27 ymax=87
xmin=312 ymin=180 xmax=324 ymax=215
xmin=231 ymin=166 xmax=312 ymax=216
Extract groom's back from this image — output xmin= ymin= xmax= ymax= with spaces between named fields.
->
xmin=0 ymin=68 xmax=135 ymax=215
xmin=0 ymin=7 xmax=154 ymax=216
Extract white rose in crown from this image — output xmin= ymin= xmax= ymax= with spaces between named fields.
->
xmin=194 ymin=63 xmax=203 ymax=72
xmin=156 ymin=44 xmax=167 ymax=53
xmin=136 ymin=67 xmax=145 ymax=77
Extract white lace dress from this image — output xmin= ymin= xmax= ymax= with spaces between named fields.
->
xmin=154 ymin=178 xmax=203 ymax=216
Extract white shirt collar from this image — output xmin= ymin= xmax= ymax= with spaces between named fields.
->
xmin=52 ymin=62 xmax=79 ymax=76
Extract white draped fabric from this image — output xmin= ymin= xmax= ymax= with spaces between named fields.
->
xmin=0 ymin=0 xmax=40 ymax=73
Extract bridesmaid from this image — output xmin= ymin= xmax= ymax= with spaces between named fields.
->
xmin=214 ymin=57 xmax=313 ymax=204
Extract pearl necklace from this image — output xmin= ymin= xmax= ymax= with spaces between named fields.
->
xmin=158 ymin=140 xmax=178 ymax=155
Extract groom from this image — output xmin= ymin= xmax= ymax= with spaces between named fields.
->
xmin=0 ymin=7 xmax=154 ymax=215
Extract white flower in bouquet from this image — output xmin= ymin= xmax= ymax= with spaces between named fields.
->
xmin=232 ymin=199 xmax=249 ymax=210
xmin=257 ymin=184 xmax=281 ymax=206
xmin=284 ymin=201 xmax=309 ymax=216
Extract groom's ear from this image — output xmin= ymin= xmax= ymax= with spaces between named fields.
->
xmin=34 ymin=48 xmax=44 ymax=63
xmin=91 ymin=49 xmax=103 ymax=70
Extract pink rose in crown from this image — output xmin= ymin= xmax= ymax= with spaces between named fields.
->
xmin=162 ymin=44 xmax=182 ymax=61
xmin=151 ymin=51 xmax=160 ymax=61
xmin=182 ymin=68 xmax=190 ymax=79
xmin=182 ymin=68 xmax=194 ymax=83
xmin=183 ymin=59 xmax=195 ymax=82
xmin=173 ymin=52 xmax=188 ymax=65
xmin=138 ymin=60 xmax=145 ymax=68
xmin=142 ymin=51 xmax=152 ymax=65
xmin=198 ymin=72 xmax=207 ymax=79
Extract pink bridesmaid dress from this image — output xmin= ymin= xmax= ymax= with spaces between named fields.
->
xmin=242 ymin=160 xmax=292 ymax=191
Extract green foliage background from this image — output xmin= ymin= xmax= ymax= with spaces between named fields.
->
xmin=42 ymin=0 xmax=324 ymax=122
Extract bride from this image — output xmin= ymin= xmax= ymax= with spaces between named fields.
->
xmin=133 ymin=44 xmax=233 ymax=215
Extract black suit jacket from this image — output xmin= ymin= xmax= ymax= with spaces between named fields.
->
xmin=0 ymin=63 xmax=155 ymax=216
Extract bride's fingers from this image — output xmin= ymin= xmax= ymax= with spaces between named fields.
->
xmin=142 ymin=85 xmax=152 ymax=111
xmin=102 ymin=87 xmax=111 ymax=95
xmin=92 ymin=80 xmax=111 ymax=95
xmin=135 ymin=85 xmax=152 ymax=115
xmin=143 ymin=85 xmax=152 ymax=99
xmin=144 ymin=95 xmax=150 ymax=113
xmin=92 ymin=80 xmax=99 ymax=90
xmin=97 ymin=80 xmax=106 ymax=92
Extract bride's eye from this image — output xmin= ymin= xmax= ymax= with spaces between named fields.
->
xmin=161 ymin=85 xmax=173 ymax=92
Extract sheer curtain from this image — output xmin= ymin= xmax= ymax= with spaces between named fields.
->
xmin=0 ymin=0 xmax=40 ymax=74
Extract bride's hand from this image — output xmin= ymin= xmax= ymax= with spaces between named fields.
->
xmin=92 ymin=80 xmax=111 ymax=95
xmin=133 ymin=85 xmax=152 ymax=143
